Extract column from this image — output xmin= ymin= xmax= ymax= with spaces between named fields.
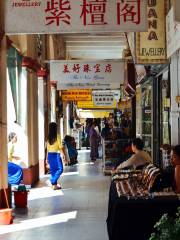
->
xmin=170 ymin=52 xmax=180 ymax=145
xmin=0 ymin=1 xmax=7 ymax=191
xmin=50 ymin=83 xmax=56 ymax=122
xmin=38 ymin=76 xmax=45 ymax=175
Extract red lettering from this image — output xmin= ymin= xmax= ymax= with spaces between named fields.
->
xmin=80 ymin=0 xmax=107 ymax=26
xmin=94 ymin=64 xmax=101 ymax=73
xmin=63 ymin=64 xmax=70 ymax=73
xmin=45 ymin=0 xmax=71 ymax=26
xmin=117 ymin=0 xmax=141 ymax=25
xmin=83 ymin=64 xmax=91 ymax=72
xmin=105 ymin=64 xmax=112 ymax=73
xmin=72 ymin=64 xmax=81 ymax=73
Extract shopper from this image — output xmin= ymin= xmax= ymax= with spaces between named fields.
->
xmin=116 ymin=138 xmax=152 ymax=170
xmin=63 ymin=135 xmax=78 ymax=165
xmin=101 ymin=122 xmax=111 ymax=140
xmin=170 ymin=145 xmax=180 ymax=193
xmin=8 ymin=132 xmax=23 ymax=185
xmin=46 ymin=122 xmax=67 ymax=190
xmin=89 ymin=121 xmax=99 ymax=161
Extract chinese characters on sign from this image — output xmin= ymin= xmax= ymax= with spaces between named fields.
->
xmin=50 ymin=60 xmax=124 ymax=90
xmin=45 ymin=0 xmax=71 ymax=26
xmin=6 ymin=0 xmax=147 ymax=34
xmin=62 ymin=63 xmax=112 ymax=74
xmin=92 ymin=91 xmax=116 ymax=107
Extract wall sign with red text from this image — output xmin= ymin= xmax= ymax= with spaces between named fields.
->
xmin=5 ymin=0 xmax=147 ymax=34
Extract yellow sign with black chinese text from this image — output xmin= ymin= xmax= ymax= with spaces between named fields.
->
xmin=61 ymin=89 xmax=92 ymax=101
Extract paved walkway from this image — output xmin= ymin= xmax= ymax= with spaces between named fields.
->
xmin=0 ymin=149 xmax=111 ymax=240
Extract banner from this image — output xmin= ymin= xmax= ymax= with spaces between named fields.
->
xmin=61 ymin=89 xmax=92 ymax=101
xmin=77 ymin=100 xmax=117 ymax=109
xmin=51 ymin=60 xmax=124 ymax=90
xmin=136 ymin=0 xmax=167 ymax=64
xmin=5 ymin=0 xmax=147 ymax=34
xmin=78 ymin=110 xmax=113 ymax=118
xmin=166 ymin=8 xmax=180 ymax=58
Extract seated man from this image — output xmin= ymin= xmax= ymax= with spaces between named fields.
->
xmin=116 ymin=138 xmax=152 ymax=170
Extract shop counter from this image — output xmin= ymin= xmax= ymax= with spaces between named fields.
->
xmin=107 ymin=181 xmax=180 ymax=240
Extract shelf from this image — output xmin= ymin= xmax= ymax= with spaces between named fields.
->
xmin=142 ymin=134 xmax=152 ymax=137
xmin=142 ymin=121 xmax=152 ymax=123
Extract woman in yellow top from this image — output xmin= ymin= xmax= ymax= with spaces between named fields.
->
xmin=46 ymin=122 xmax=67 ymax=190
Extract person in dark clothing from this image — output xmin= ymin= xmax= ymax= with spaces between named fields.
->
xmin=101 ymin=123 xmax=111 ymax=139
xmin=64 ymin=135 xmax=78 ymax=165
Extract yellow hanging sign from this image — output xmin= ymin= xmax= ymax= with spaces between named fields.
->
xmin=77 ymin=100 xmax=117 ymax=109
xmin=61 ymin=89 xmax=92 ymax=101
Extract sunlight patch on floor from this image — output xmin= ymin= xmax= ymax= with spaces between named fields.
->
xmin=0 ymin=211 xmax=77 ymax=234
xmin=28 ymin=186 xmax=64 ymax=201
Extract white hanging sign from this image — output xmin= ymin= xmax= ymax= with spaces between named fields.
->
xmin=92 ymin=91 xmax=115 ymax=106
xmin=51 ymin=60 xmax=124 ymax=90
xmin=5 ymin=0 xmax=147 ymax=34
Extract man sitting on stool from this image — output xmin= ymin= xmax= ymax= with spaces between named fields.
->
xmin=116 ymin=138 xmax=152 ymax=170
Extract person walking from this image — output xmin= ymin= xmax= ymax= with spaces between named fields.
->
xmin=46 ymin=122 xmax=67 ymax=190
xmin=89 ymin=122 xmax=100 ymax=162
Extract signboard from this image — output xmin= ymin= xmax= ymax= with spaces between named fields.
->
xmin=51 ymin=60 xmax=124 ymax=90
xmin=166 ymin=7 xmax=180 ymax=58
xmin=5 ymin=0 xmax=147 ymax=34
xmin=174 ymin=0 xmax=180 ymax=22
xmin=127 ymin=32 xmax=136 ymax=62
xmin=135 ymin=64 xmax=146 ymax=83
xmin=78 ymin=110 xmax=113 ymax=119
xmin=61 ymin=89 xmax=92 ymax=101
xmin=136 ymin=0 xmax=167 ymax=64
xmin=92 ymin=91 xmax=115 ymax=107
xmin=77 ymin=100 xmax=117 ymax=109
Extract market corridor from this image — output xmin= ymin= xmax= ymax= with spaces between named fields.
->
xmin=0 ymin=149 xmax=110 ymax=240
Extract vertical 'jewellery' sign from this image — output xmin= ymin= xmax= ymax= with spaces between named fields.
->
xmin=5 ymin=0 xmax=147 ymax=34
xmin=136 ymin=0 xmax=167 ymax=64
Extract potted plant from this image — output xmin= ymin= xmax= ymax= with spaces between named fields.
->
xmin=149 ymin=207 xmax=180 ymax=240
xmin=13 ymin=184 xmax=29 ymax=208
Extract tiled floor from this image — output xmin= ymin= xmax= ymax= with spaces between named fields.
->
xmin=0 ymin=149 xmax=111 ymax=240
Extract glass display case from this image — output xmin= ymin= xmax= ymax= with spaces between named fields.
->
xmin=160 ymin=72 xmax=170 ymax=145
xmin=141 ymin=81 xmax=153 ymax=156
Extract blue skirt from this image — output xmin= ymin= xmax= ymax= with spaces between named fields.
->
xmin=8 ymin=161 xmax=23 ymax=185
xmin=48 ymin=152 xmax=63 ymax=185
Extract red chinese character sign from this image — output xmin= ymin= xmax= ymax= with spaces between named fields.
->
xmin=50 ymin=60 xmax=124 ymax=90
xmin=5 ymin=0 xmax=147 ymax=34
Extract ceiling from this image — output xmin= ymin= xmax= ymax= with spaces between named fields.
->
xmin=63 ymin=33 xmax=128 ymax=60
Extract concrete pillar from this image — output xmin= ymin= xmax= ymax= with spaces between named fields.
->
xmin=66 ymin=103 xmax=70 ymax=135
xmin=38 ymin=77 xmax=45 ymax=175
xmin=0 ymin=1 xmax=7 ymax=190
xmin=170 ymin=52 xmax=180 ymax=145
xmin=50 ymin=84 xmax=56 ymax=122
xmin=63 ymin=102 xmax=68 ymax=138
